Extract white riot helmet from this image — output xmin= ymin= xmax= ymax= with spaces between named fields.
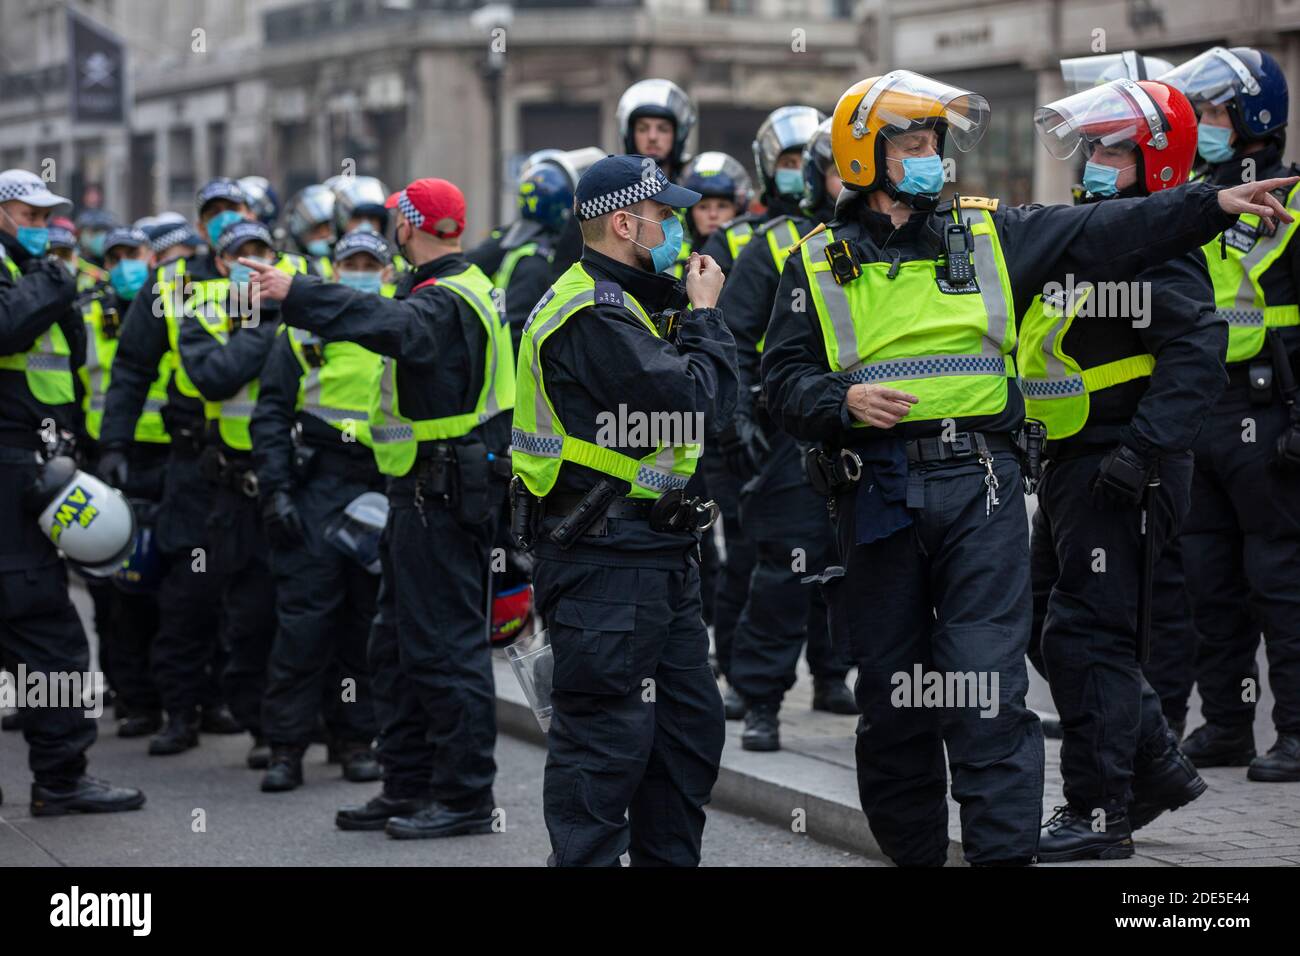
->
xmin=1060 ymin=51 xmax=1177 ymax=95
xmin=753 ymin=105 xmax=826 ymax=201
xmin=31 ymin=457 xmax=135 ymax=577
xmin=286 ymin=185 xmax=337 ymax=252
xmin=324 ymin=491 xmax=389 ymax=574
xmin=332 ymin=175 xmax=390 ymax=235
xmin=521 ymin=147 xmax=605 ymax=191
xmin=616 ymin=78 xmax=697 ymax=169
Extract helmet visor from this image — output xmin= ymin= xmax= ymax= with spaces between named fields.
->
xmin=755 ymin=106 xmax=825 ymax=178
xmin=1060 ymin=52 xmax=1176 ymax=94
xmin=854 ymin=71 xmax=991 ymax=153
xmin=1034 ymin=79 xmax=1163 ymax=160
xmin=1158 ymin=47 xmax=1261 ymax=106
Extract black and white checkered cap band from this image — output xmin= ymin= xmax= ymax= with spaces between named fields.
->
xmin=149 ymin=226 xmax=195 ymax=253
xmin=397 ymin=191 xmax=424 ymax=229
xmin=0 ymin=177 xmax=62 ymax=204
xmin=578 ymin=169 xmax=671 ymax=221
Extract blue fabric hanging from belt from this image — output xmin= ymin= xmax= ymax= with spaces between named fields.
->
xmin=853 ymin=438 xmax=913 ymax=545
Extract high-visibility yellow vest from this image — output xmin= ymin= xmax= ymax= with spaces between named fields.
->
xmin=285 ymin=305 xmax=388 ymax=451
xmin=753 ymin=217 xmax=803 ymax=354
xmin=315 ymin=256 xmax=335 ymax=280
xmin=76 ymin=257 xmax=108 ymax=293
xmin=0 ymin=251 xmax=75 ymax=406
xmin=1201 ymin=179 xmax=1300 ymax=363
xmin=724 ymin=220 xmax=755 ymax=262
xmin=1016 ymin=284 xmax=1154 ymax=440
xmin=493 ymin=242 xmax=547 ymax=291
xmin=801 ymin=205 xmax=1017 ymax=428
xmin=511 ymin=262 xmax=699 ymax=499
xmin=369 ymin=264 xmax=515 ymax=477
xmin=81 ymin=295 xmax=172 ymax=444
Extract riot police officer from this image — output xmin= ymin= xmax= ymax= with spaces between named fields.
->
xmin=250 ymin=229 xmax=390 ymax=792
xmin=761 ymin=71 xmax=1288 ymax=866
xmin=287 ymin=185 xmax=339 ymax=278
xmin=0 ymin=167 xmax=144 ymax=815
xmin=510 ymin=155 xmax=737 ymax=866
xmin=616 ymin=78 xmax=696 ymax=182
xmin=245 ymin=177 xmax=514 ymax=839
xmin=1161 ymin=48 xmax=1300 ymax=782
xmin=74 ymin=208 xmax=119 ymax=293
xmin=718 ymin=119 xmax=856 ymax=750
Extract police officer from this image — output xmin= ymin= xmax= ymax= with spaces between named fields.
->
xmin=250 ymin=229 xmax=390 ymax=792
xmin=238 ymin=176 xmax=281 ymax=228
xmin=616 ymin=78 xmax=696 ymax=182
xmin=77 ymin=226 xmax=171 ymax=738
xmin=245 ymin=177 xmax=514 ymax=839
xmin=510 ymin=155 xmax=737 ymax=866
xmin=700 ymin=106 xmax=825 ymax=277
xmin=143 ymin=216 xmax=203 ymax=269
xmin=719 ymin=119 xmax=856 ymax=749
xmin=99 ymin=177 xmax=257 ymax=757
xmin=46 ymin=217 xmax=81 ymax=281
xmin=761 ymin=71 xmax=1287 ymax=866
xmin=74 ymin=209 xmax=119 ymax=292
xmin=0 ymin=167 xmax=144 ymax=815
xmin=1160 ymin=48 xmax=1300 ymax=781
xmin=1025 ymin=79 xmax=1223 ymax=861
xmin=287 ymin=184 xmax=339 ymax=277
xmin=179 ymin=219 xmax=305 ymax=770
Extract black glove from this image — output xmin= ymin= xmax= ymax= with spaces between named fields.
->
xmin=96 ymin=448 xmax=130 ymax=490
xmin=261 ymin=488 xmax=304 ymax=549
xmin=1090 ymin=444 xmax=1153 ymax=509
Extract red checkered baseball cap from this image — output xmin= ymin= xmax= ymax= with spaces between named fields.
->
xmin=384 ymin=178 xmax=466 ymax=239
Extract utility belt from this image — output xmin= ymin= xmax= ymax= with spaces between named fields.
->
xmin=163 ymin=409 xmax=206 ymax=456
xmin=807 ymin=427 xmax=1044 ymax=498
xmin=198 ymin=445 xmax=259 ymax=498
xmin=290 ymin=438 xmax=381 ymax=487
xmin=509 ymin=476 xmax=718 ymax=552
xmin=401 ymin=441 xmax=510 ymax=527
xmin=1226 ymin=353 xmax=1290 ymax=406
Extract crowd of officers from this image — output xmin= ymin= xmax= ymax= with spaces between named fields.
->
xmin=1 ymin=43 xmax=1298 ymax=867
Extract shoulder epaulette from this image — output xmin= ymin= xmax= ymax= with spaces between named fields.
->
xmin=593 ymin=280 xmax=625 ymax=308
xmin=956 ymin=195 xmax=999 ymax=212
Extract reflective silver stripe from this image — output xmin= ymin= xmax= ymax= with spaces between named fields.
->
xmin=27 ymin=353 xmax=70 ymax=372
xmin=530 ymin=290 xmax=595 ymax=440
xmin=222 ymin=401 xmax=256 ymax=417
xmin=305 ymin=406 xmax=368 ymax=423
xmin=969 ymin=218 xmax=1011 ymax=358
xmin=1233 ymin=185 xmax=1300 ymax=307
xmin=803 ymin=229 xmax=859 ymax=369
xmin=1037 ymin=282 xmax=1092 ymax=381
xmin=88 ymin=396 xmax=166 ymax=413
xmin=89 ymin=396 xmax=106 ymax=411
xmin=440 ymin=277 xmax=502 ymax=418
xmin=1218 ymin=308 xmax=1264 ymax=327
xmin=841 ymin=354 xmax=1006 ymax=385
xmin=371 ymin=424 xmax=414 ymax=444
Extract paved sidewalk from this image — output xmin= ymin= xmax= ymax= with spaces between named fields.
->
xmin=494 ymin=643 xmax=1300 ymax=866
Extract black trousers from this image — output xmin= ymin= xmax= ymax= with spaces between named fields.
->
xmin=701 ymin=451 xmax=756 ymax=678
xmin=150 ymin=445 xmax=224 ymax=716
xmin=207 ymin=481 xmax=277 ymax=737
xmin=0 ymin=453 xmax=96 ymax=786
xmin=369 ymin=479 xmax=497 ymax=803
xmin=1134 ymin=533 xmax=1197 ymax=726
xmin=106 ymin=589 xmax=161 ymax=715
xmin=825 ymin=454 xmax=1043 ymax=867
xmin=1030 ymin=451 xmax=1190 ymax=812
xmin=536 ymin=545 xmax=725 ymax=866
xmin=264 ymin=469 xmax=379 ymax=748
xmin=730 ymin=477 xmax=848 ymax=705
xmin=1182 ymin=392 xmax=1300 ymax=735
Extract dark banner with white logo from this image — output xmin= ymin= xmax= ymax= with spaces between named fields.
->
xmin=67 ymin=7 xmax=127 ymax=123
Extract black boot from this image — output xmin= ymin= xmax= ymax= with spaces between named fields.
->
xmin=246 ymin=736 xmax=271 ymax=770
xmin=117 ymin=710 xmax=162 ymax=738
xmin=260 ymin=746 xmax=305 ymax=793
xmin=1247 ymin=734 xmax=1300 ymax=782
xmin=1182 ymin=722 xmax=1256 ymax=767
xmin=1130 ymin=733 xmax=1207 ymax=831
xmin=812 ymin=677 xmax=859 ymax=715
xmin=31 ymin=776 xmax=146 ymax=817
xmin=336 ymin=791 xmax=433 ymax=831
xmin=742 ymin=701 xmax=780 ymax=752
xmin=722 ymin=684 xmax=747 ymax=721
xmin=1037 ymin=805 xmax=1134 ymax=863
xmin=336 ymin=742 xmax=382 ymax=782
xmin=200 ymin=704 xmax=244 ymax=735
xmin=385 ymin=794 xmax=496 ymax=840
xmin=148 ymin=709 xmax=200 ymax=755
xmin=1 ymin=711 xmax=23 ymax=732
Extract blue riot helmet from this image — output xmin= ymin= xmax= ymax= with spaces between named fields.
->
xmin=516 ymin=162 xmax=574 ymax=234
xmin=1160 ymin=46 xmax=1288 ymax=142
xmin=113 ymin=500 xmax=162 ymax=594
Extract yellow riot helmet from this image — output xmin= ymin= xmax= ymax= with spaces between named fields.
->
xmin=831 ymin=70 xmax=991 ymax=202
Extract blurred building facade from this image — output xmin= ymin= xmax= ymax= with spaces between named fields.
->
xmin=1 ymin=0 xmax=1297 ymax=240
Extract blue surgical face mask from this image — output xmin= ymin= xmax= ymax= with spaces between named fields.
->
xmin=83 ymin=232 xmax=107 ymax=260
xmin=227 ymin=256 xmax=270 ymax=287
xmin=16 ymin=226 xmax=50 ymax=257
xmin=338 ymin=270 xmax=383 ymax=294
xmin=110 ymin=258 xmax=150 ymax=299
xmin=206 ymin=210 xmax=244 ymax=247
xmin=1081 ymin=161 xmax=1133 ymax=198
xmin=893 ymin=154 xmax=946 ymax=196
xmin=306 ymin=238 xmax=333 ymax=258
xmin=1198 ymin=123 xmax=1235 ymax=164
xmin=626 ymin=211 xmax=684 ymax=274
xmin=351 ymin=221 xmax=377 ymax=235
xmin=774 ymin=168 xmax=805 ymax=198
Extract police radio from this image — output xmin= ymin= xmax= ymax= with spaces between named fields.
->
xmin=944 ymin=221 xmax=975 ymax=286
